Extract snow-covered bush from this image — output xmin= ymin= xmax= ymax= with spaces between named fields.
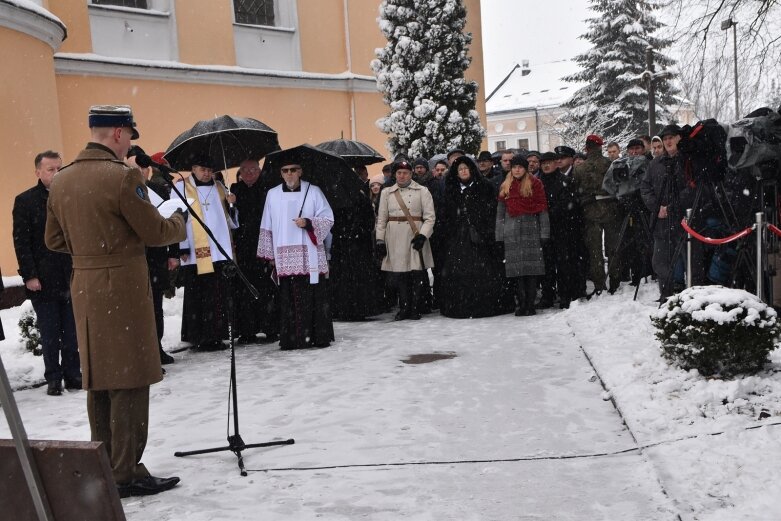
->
xmin=651 ymin=286 xmax=781 ymax=377
xmin=18 ymin=302 xmax=42 ymax=356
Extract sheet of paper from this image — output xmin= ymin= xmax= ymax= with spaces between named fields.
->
xmin=157 ymin=198 xmax=194 ymax=218
xmin=147 ymin=188 xmax=164 ymax=208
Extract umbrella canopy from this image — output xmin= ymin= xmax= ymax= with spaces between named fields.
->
xmin=164 ymin=115 xmax=280 ymax=171
xmin=315 ymin=138 xmax=385 ymax=167
xmin=259 ymin=144 xmax=367 ymax=209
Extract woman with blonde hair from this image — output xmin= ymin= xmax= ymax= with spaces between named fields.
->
xmin=496 ymin=154 xmax=550 ymax=316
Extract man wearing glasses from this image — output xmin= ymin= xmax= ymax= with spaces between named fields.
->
xmin=258 ymin=153 xmax=335 ymax=350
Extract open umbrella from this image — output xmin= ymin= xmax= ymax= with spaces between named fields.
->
xmin=259 ymin=144 xmax=366 ymax=209
xmin=316 ymin=138 xmax=385 ymax=167
xmin=164 ymin=115 xmax=280 ymax=171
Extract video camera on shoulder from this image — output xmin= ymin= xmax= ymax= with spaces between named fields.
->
xmin=677 ymin=119 xmax=729 ymax=184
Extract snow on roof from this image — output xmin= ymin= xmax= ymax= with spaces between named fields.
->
xmin=486 ymin=60 xmax=585 ymax=114
xmin=3 ymin=0 xmax=65 ymax=28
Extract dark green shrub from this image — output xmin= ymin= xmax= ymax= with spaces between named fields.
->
xmin=651 ymin=286 xmax=781 ymax=378
xmin=18 ymin=305 xmax=42 ymax=356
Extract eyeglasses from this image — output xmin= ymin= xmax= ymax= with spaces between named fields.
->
xmin=281 ymin=166 xmax=301 ymax=174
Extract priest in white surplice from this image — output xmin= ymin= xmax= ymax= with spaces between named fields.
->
xmin=176 ymin=156 xmax=238 ymax=351
xmin=258 ymin=155 xmax=335 ymax=350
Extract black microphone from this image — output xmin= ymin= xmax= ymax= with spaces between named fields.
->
xmin=135 ymin=153 xmax=178 ymax=180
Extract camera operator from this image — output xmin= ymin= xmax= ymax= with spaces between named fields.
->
xmin=603 ymin=139 xmax=652 ymax=285
xmin=640 ymin=125 xmax=706 ymax=300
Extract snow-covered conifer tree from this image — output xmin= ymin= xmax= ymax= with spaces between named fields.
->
xmin=565 ymin=0 xmax=677 ymax=135
xmin=371 ymin=0 xmax=485 ymax=158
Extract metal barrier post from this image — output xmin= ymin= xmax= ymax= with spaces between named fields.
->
xmin=756 ymin=212 xmax=764 ymax=298
xmin=686 ymin=208 xmax=693 ymax=288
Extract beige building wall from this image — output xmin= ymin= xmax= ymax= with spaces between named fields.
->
xmin=175 ymin=0 xmax=236 ymax=65
xmin=0 ymin=18 xmax=65 ymax=276
xmin=0 ymin=0 xmax=487 ymax=275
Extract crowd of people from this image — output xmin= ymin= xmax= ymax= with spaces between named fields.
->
xmin=10 ymin=100 xmax=698 ymax=498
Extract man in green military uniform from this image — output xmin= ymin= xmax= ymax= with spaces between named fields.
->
xmin=45 ymin=105 xmax=187 ymax=498
xmin=573 ymin=134 xmax=623 ymax=295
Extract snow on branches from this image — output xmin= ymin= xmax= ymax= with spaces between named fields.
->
xmin=371 ymin=0 xmax=485 ymax=159
xmin=565 ymin=0 xmax=678 ymax=135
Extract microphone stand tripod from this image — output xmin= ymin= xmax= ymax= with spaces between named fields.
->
xmin=159 ymin=167 xmax=294 ymax=476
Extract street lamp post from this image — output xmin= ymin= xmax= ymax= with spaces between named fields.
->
xmin=721 ymin=18 xmax=740 ymax=120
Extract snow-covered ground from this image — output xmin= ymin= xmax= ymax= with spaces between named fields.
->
xmin=2 ymin=282 xmax=781 ymax=520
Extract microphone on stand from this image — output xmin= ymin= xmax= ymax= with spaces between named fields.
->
xmin=135 ymin=153 xmax=178 ymax=182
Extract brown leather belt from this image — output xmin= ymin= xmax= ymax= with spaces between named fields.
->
xmin=387 ymin=216 xmax=422 ymax=222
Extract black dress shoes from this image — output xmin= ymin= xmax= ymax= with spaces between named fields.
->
xmin=117 ymin=475 xmax=180 ymax=498
xmin=46 ymin=380 xmax=63 ymax=396
xmin=64 ymin=377 xmax=82 ymax=390
xmin=159 ymin=348 xmax=175 ymax=365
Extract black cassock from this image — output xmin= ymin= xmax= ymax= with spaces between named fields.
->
xmin=230 ymin=180 xmax=279 ymax=340
xmin=328 ymin=196 xmax=381 ymax=320
xmin=439 ymin=164 xmax=505 ymax=319
xmin=279 ymin=275 xmax=334 ymax=349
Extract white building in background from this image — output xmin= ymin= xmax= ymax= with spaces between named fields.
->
xmin=486 ymin=60 xmax=581 ymax=153
xmin=486 ymin=60 xmax=697 ymax=153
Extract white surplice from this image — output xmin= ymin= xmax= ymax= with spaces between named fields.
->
xmin=258 ymin=181 xmax=334 ymax=284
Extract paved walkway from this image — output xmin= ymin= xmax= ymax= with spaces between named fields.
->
xmin=3 ymin=311 xmax=678 ymax=520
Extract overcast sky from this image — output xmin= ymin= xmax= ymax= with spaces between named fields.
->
xmin=479 ymin=0 xmax=593 ymax=93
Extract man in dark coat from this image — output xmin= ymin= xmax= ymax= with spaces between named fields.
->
xmin=412 ymin=157 xmax=443 ymax=310
xmin=13 ymin=150 xmax=80 ymax=396
xmin=640 ymin=124 xmax=707 ymax=299
xmin=477 ymin=150 xmax=503 ymax=194
xmin=538 ymin=152 xmax=582 ymax=309
xmin=127 ymin=146 xmax=178 ymax=365
xmin=45 ymin=105 xmax=186 ymax=497
xmin=231 ymin=159 xmax=279 ymax=341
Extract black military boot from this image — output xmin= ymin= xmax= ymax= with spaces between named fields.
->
xmin=523 ymin=276 xmax=537 ymax=316
xmin=394 ymin=274 xmax=411 ymax=321
xmin=408 ymin=271 xmax=422 ymax=320
xmin=514 ymin=278 xmax=525 ymax=316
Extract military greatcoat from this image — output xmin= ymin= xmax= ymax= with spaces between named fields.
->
xmin=45 ymin=145 xmax=186 ymax=390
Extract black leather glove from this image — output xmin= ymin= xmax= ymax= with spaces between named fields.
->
xmin=411 ymin=234 xmax=427 ymax=251
xmin=376 ymin=242 xmax=387 ymax=258
xmin=172 ymin=208 xmax=189 ymax=223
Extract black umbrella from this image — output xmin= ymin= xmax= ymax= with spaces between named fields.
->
xmin=316 ymin=138 xmax=385 ymax=167
xmin=164 ymin=115 xmax=280 ymax=171
xmin=259 ymin=144 xmax=366 ymax=209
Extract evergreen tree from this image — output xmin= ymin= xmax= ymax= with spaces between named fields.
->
xmin=371 ymin=0 xmax=485 ymax=158
xmin=565 ymin=0 xmax=677 ymax=135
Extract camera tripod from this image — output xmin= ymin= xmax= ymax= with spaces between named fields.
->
xmin=606 ymin=193 xmax=654 ymax=301
xmin=660 ymin=159 xmax=758 ymax=302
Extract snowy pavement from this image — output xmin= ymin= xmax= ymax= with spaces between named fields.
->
xmin=2 ymin=283 xmax=781 ymax=519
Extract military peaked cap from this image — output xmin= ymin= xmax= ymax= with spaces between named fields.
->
xmin=88 ymin=105 xmax=139 ymax=139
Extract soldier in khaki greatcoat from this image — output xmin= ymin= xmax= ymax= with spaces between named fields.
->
xmin=45 ymin=105 xmax=187 ymax=498
xmin=573 ymin=134 xmax=623 ymax=295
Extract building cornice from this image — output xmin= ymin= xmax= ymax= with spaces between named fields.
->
xmin=54 ymin=53 xmax=380 ymax=93
xmin=0 ymin=0 xmax=67 ymax=51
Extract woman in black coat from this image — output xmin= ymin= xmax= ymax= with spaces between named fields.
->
xmin=439 ymin=156 xmax=504 ymax=318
